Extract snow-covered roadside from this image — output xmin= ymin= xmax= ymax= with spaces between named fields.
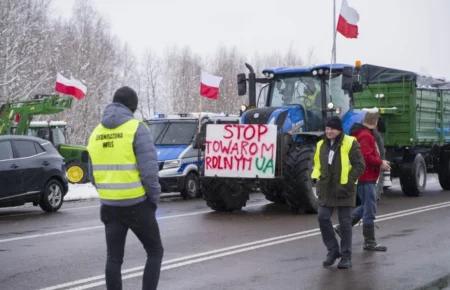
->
xmin=64 ymin=183 xmax=181 ymax=201
xmin=64 ymin=183 xmax=99 ymax=201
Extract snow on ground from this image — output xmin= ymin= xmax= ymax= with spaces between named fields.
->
xmin=64 ymin=183 xmax=181 ymax=201
xmin=64 ymin=183 xmax=99 ymax=201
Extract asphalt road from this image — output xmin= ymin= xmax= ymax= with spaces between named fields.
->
xmin=1 ymin=177 xmax=450 ymax=290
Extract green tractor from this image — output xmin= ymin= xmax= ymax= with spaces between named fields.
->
xmin=0 ymin=94 xmax=89 ymax=184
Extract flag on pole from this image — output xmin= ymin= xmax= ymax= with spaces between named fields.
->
xmin=200 ymin=71 xmax=222 ymax=100
xmin=337 ymin=0 xmax=359 ymax=39
xmin=55 ymin=73 xmax=87 ymax=100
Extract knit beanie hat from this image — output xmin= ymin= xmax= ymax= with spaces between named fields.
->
xmin=325 ymin=116 xmax=343 ymax=131
xmin=113 ymin=86 xmax=138 ymax=113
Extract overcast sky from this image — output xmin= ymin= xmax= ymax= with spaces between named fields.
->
xmin=52 ymin=0 xmax=450 ymax=79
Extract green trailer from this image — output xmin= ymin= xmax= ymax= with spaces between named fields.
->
xmin=353 ymin=64 xmax=450 ymax=195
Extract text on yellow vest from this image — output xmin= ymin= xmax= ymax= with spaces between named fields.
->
xmin=87 ymin=119 xmax=145 ymax=200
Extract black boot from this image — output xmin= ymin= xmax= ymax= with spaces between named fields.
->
xmin=363 ymin=224 xmax=387 ymax=251
xmin=334 ymin=216 xmax=360 ymax=239
xmin=322 ymin=251 xmax=341 ymax=267
xmin=337 ymin=257 xmax=352 ymax=269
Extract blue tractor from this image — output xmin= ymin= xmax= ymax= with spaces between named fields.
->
xmin=200 ymin=63 xmax=359 ymax=213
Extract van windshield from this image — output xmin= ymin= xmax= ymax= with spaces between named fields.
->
xmin=146 ymin=121 xmax=198 ymax=145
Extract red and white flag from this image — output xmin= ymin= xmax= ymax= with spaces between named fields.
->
xmin=337 ymin=0 xmax=359 ymax=39
xmin=55 ymin=73 xmax=87 ymax=100
xmin=200 ymin=71 xmax=222 ymax=100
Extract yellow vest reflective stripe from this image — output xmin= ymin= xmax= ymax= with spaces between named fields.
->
xmin=87 ymin=119 xmax=145 ymax=200
xmin=311 ymin=135 xmax=356 ymax=184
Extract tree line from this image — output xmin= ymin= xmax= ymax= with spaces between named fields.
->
xmin=0 ymin=0 xmax=314 ymax=144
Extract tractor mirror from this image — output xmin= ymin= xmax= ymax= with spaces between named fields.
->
xmin=237 ymin=73 xmax=247 ymax=96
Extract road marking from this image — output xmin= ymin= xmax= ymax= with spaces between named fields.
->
xmin=0 ymin=201 xmax=270 ymax=244
xmin=40 ymin=200 xmax=450 ymax=290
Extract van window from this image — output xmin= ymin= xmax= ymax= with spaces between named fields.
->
xmin=0 ymin=141 xmax=13 ymax=161
xmin=159 ymin=122 xmax=197 ymax=145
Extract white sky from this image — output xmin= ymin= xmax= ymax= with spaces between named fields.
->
xmin=52 ymin=0 xmax=450 ymax=79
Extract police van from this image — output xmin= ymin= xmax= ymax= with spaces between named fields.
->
xmin=145 ymin=113 xmax=239 ymax=199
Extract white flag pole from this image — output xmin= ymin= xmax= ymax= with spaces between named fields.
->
xmin=332 ymin=0 xmax=337 ymax=64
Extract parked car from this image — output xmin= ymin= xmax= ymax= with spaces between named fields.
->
xmin=0 ymin=135 xmax=68 ymax=212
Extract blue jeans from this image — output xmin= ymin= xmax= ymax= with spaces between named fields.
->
xmin=352 ymin=183 xmax=377 ymax=225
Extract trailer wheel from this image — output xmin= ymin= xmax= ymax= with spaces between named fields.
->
xmin=399 ymin=154 xmax=427 ymax=196
xmin=282 ymin=145 xmax=318 ymax=213
xmin=201 ymin=177 xmax=249 ymax=211
xmin=260 ymin=180 xmax=286 ymax=204
xmin=438 ymin=150 xmax=450 ymax=190
xmin=66 ymin=161 xmax=88 ymax=184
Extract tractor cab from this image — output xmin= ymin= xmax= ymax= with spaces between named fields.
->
xmin=27 ymin=121 xmax=68 ymax=146
xmin=239 ymin=64 xmax=356 ymax=136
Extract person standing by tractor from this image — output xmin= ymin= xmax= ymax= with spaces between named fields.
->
xmin=312 ymin=116 xmax=365 ymax=269
xmin=347 ymin=111 xmax=390 ymax=251
xmin=87 ymin=86 xmax=163 ymax=290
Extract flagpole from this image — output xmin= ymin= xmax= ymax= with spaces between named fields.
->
xmin=332 ymin=0 xmax=337 ymax=64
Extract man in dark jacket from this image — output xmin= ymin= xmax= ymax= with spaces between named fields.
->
xmin=350 ymin=111 xmax=390 ymax=251
xmin=312 ymin=116 xmax=365 ymax=269
xmin=87 ymin=86 xmax=163 ymax=290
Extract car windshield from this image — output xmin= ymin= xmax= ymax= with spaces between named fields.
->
xmin=147 ymin=121 xmax=198 ymax=145
xmin=270 ymin=76 xmax=322 ymax=110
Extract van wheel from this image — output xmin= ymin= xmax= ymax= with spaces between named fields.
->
xmin=39 ymin=179 xmax=64 ymax=212
xmin=181 ymin=172 xmax=200 ymax=199
xmin=399 ymin=154 xmax=427 ymax=196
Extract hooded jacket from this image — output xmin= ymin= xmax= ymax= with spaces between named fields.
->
xmin=91 ymin=102 xmax=161 ymax=206
xmin=351 ymin=123 xmax=382 ymax=183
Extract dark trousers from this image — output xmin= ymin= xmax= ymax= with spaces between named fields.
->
xmin=100 ymin=200 xmax=164 ymax=290
xmin=318 ymin=206 xmax=352 ymax=258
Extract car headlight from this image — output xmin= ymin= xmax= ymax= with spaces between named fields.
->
xmin=163 ymin=159 xmax=181 ymax=169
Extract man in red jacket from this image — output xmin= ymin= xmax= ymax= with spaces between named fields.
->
xmin=350 ymin=111 xmax=390 ymax=251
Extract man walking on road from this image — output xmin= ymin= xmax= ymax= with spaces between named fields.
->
xmin=348 ymin=111 xmax=390 ymax=251
xmin=312 ymin=116 xmax=365 ymax=269
xmin=87 ymin=86 xmax=163 ymax=290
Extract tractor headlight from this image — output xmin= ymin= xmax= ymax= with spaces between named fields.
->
xmin=163 ymin=159 xmax=181 ymax=169
xmin=241 ymin=104 xmax=248 ymax=112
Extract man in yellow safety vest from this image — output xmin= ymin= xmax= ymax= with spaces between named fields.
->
xmin=311 ymin=116 xmax=365 ymax=269
xmin=87 ymin=86 xmax=163 ymax=290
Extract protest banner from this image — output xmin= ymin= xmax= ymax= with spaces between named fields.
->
xmin=204 ymin=124 xmax=277 ymax=178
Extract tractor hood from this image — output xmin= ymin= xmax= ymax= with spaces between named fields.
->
xmin=241 ymin=105 xmax=305 ymax=134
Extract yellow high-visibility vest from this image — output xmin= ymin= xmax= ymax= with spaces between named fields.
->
xmin=311 ymin=135 xmax=356 ymax=184
xmin=87 ymin=119 xmax=145 ymax=200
